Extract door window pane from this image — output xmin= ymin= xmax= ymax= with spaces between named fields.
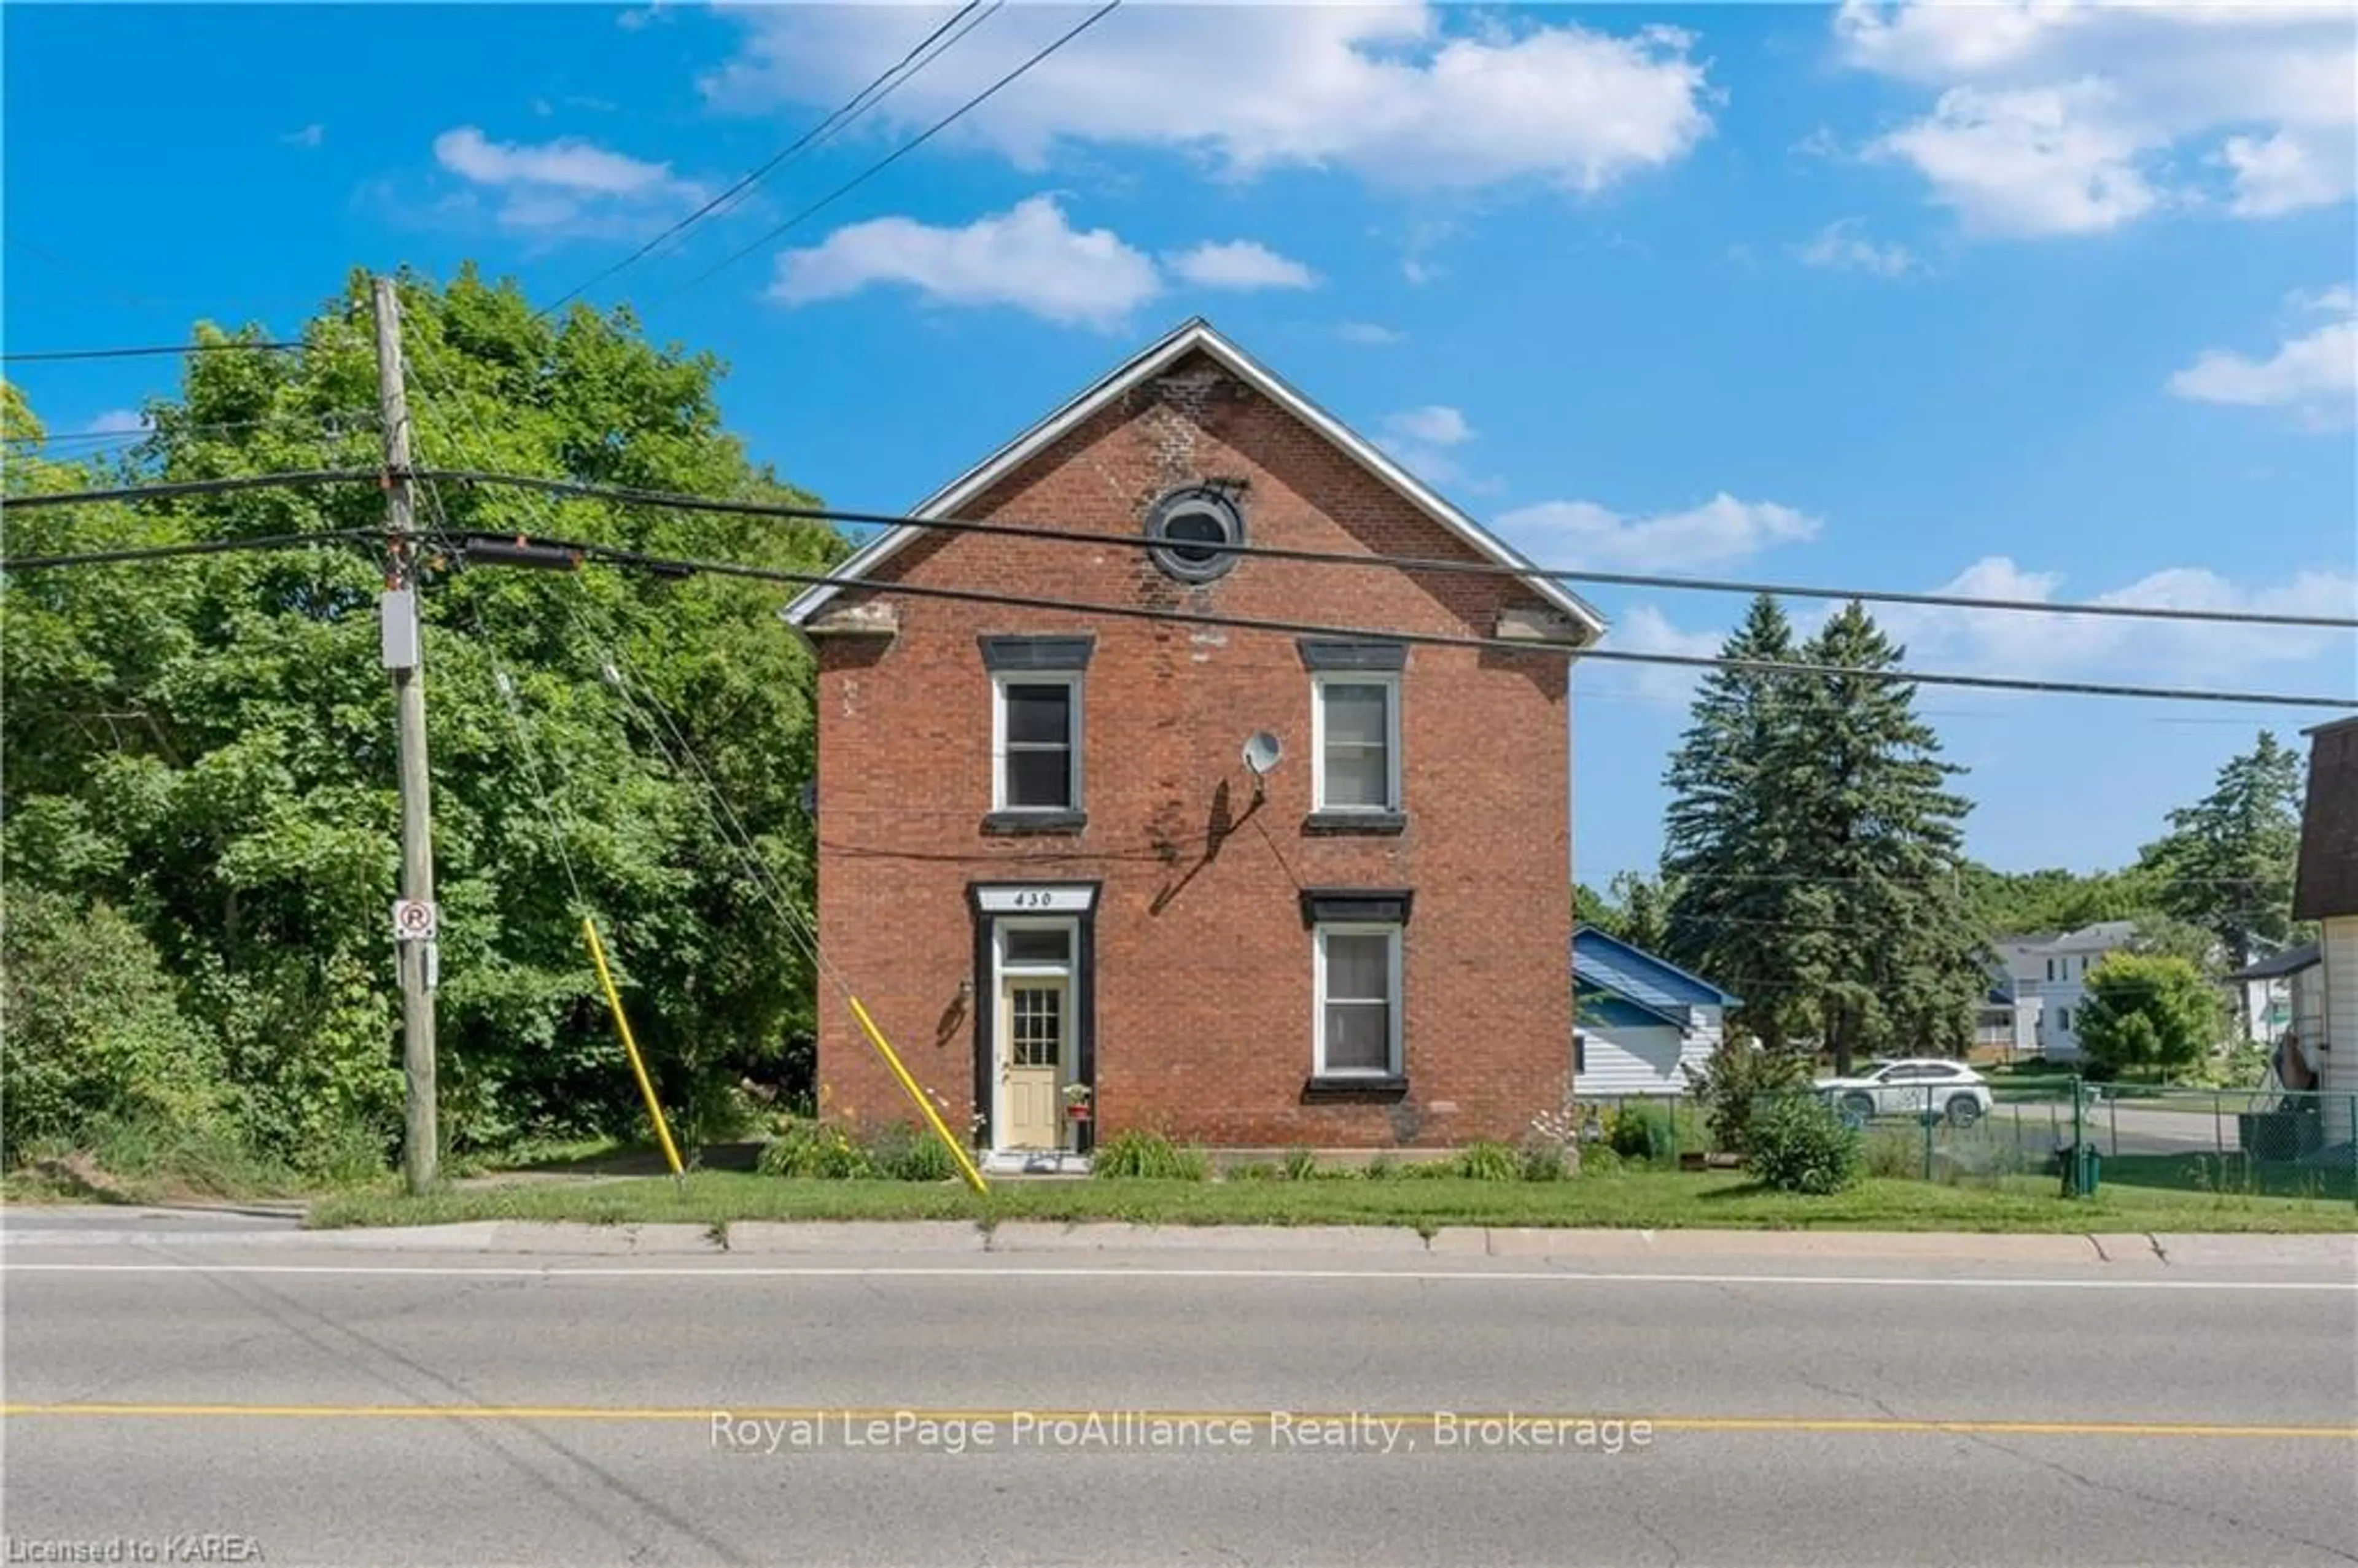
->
xmin=1011 ymin=986 xmax=1062 ymax=1068
xmin=1003 ymin=928 xmax=1070 ymax=966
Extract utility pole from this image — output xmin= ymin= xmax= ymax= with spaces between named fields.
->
xmin=373 ymin=276 xmax=439 ymax=1194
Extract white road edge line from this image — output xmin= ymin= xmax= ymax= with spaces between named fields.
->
xmin=2 ymin=1262 xmax=2352 ymax=1290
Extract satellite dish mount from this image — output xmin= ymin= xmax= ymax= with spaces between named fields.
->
xmin=1240 ymin=730 xmax=1284 ymax=802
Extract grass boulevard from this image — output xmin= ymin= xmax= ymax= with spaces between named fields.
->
xmin=303 ymin=1166 xmax=2358 ymax=1235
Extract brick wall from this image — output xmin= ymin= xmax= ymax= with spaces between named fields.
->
xmin=811 ymin=351 xmax=1573 ymax=1149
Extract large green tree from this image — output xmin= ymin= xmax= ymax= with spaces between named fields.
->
xmin=2076 ymin=953 xmax=2218 ymax=1075
xmin=2135 ymin=731 xmax=2304 ymax=972
xmin=1773 ymin=603 xmax=1986 ymax=1075
xmin=3 ymin=266 xmax=844 ymax=1166
xmin=1660 ymin=594 xmax=1810 ymax=1052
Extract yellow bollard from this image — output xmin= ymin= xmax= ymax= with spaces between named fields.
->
xmin=582 ymin=916 xmax=686 ymax=1179
xmin=846 ymin=994 xmax=990 ymax=1196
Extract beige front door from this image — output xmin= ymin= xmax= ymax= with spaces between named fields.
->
xmin=998 ymin=977 xmax=1068 ymax=1151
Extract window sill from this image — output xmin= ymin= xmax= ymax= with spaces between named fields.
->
xmin=1302 ymin=810 xmax=1406 ymax=837
xmin=1301 ymin=1075 xmax=1409 ymax=1103
xmin=982 ymin=809 xmax=1088 ymax=837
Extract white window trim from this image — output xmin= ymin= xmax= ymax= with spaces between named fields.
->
xmin=1309 ymin=672 xmax=1401 ymax=813
xmin=1312 ymin=922 xmax=1403 ymax=1079
xmin=990 ymin=671 xmax=1083 ymax=813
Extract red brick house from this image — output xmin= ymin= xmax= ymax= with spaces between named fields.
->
xmin=784 ymin=320 xmax=1603 ymax=1167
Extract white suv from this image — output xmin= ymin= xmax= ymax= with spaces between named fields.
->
xmin=1813 ymin=1058 xmax=1995 ymax=1127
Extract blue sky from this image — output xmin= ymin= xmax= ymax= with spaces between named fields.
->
xmin=7 ymin=2 xmax=2354 ymax=885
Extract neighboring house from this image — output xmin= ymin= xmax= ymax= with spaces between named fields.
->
xmin=1571 ymin=927 xmax=1740 ymax=1096
xmin=2224 ymin=941 xmax=2313 ymax=1049
xmin=2224 ymin=941 xmax=2325 ymax=1088
xmin=782 ymin=319 xmax=1604 ymax=1166
xmin=1981 ymin=933 xmax=2056 ymax=1057
xmin=2291 ymin=717 xmax=2358 ymax=1146
xmin=2021 ymin=920 xmax=2139 ymax=1060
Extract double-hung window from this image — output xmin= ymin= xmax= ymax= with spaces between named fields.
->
xmin=1315 ymin=925 xmax=1402 ymax=1079
xmin=1301 ymin=640 xmax=1404 ymax=821
xmin=1302 ymin=889 xmax=1412 ymax=1086
xmin=995 ymin=677 xmax=1080 ymax=810
xmin=981 ymin=635 xmax=1092 ymax=830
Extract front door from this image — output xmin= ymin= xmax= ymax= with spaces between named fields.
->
xmin=998 ymin=976 xmax=1068 ymax=1151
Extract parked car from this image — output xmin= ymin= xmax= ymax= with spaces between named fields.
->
xmin=1813 ymin=1058 xmax=1994 ymax=1127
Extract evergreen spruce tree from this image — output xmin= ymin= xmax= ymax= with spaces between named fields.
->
xmin=1774 ymin=603 xmax=1984 ymax=1074
xmin=1661 ymin=594 xmax=1807 ymax=1053
xmin=2136 ymin=731 xmax=2305 ymax=972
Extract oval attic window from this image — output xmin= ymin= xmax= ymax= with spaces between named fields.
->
xmin=1145 ymin=487 xmax=1245 ymax=583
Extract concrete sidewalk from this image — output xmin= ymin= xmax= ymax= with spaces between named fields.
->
xmin=4 ymin=1206 xmax=2352 ymax=1268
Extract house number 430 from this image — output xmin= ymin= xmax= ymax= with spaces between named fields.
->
xmin=1012 ymin=890 xmax=1056 ymax=908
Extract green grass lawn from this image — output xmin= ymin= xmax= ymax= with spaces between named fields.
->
xmin=308 ymin=1168 xmax=2358 ymax=1235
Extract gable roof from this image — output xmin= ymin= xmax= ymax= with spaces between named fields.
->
xmin=2224 ymin=941 xmax=2321 ymax=982
xmin=780 ymin=317 xmax=1607 ymax=638
xmin=2032 ymin=920 xmax=2139 ymax=953
xmin=2294 ymin=716 xmax=2358 ymax=922
xmin=1573 ymin=926 xmax=1743 ymax=1019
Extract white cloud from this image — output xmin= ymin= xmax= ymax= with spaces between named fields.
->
xmin=1164 ymin=240 xmax=1317 ymax=292
xmin=281 ymin=123 xmax=325 ymax=150
xmin=617 ymin=3 xmax=671 ymax=31
xmin=81 ymin=409 xmax=149 ymax=436
xmin=1879 ymin=556 xmax=2358 ymax=683
xmin=1384 ymin=405 xmax=1473 ymax=448
xmin=1839 ymin=1 xmax=2356 ymax=235
xmin=1495 ymin=493 xmax=1824 ymax=573
xmin=1589 ymin=602 xmax=1734 ymax=705
xmin=769 ymin=196 xmax=1162 ymax=330
xmin=2168 ymin=289 xmax=2358 ymax=421
xmin=1875 ymin=83 xmax=2159 ymax=236
xmin=1795 ymin=217 xmax=1918 ymax=276
xmin=707 ymin=6 xmax=1713 ymax=195
xmin=1374 ymin=405 xmax=1476 ymax=484
xmin=426 ymin=126 xmax=707 ymax=240
xmin=1338 ymin=321 xmax=1404 ymax=346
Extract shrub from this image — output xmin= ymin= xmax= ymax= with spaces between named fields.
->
xmin=1518 ymin=1139 xmax=1569 ymax=1182
xmin=1681 ymin=1036 xmax=1812 ymax=1157
xmin=757 ymin=1119 xmax=874 ymax=1179
xmin=1 ymin=890 xmax=232 ymax=1159
xmin=1862 ymin=1131 xmax=1921 ymax=1181
xmin=1579 ymin=1145 xmax=1625 ymax=1176
xmin=1606 ymin=1103 xmax=1678 ymax=1165
xmin=1746 ymin=1096 xmax=1863 ymax=1195
xmin=1282 ymin=1144 xmax=1318 ymax=1181
xmin=1453 ymin=1139 xmax=1520 ymax=1182
xmin=1091 ymin=1129 xmax=1208 ymax=1181
xmin=866 ymin=1124 xmax=959 ymax=1182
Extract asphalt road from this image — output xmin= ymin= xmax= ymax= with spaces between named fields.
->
xmin=4 ymin=1217 xmax=2354 ymax=1568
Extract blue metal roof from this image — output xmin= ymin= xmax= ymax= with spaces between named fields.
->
xmin=1571 ymin=926 xmax=1743 ymax=1012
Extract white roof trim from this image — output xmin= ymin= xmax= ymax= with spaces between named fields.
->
xmin=781 ymin=318 xmax=1606 ymax=640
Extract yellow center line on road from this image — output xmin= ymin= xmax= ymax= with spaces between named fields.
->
xmin=2 ymin=1403 xmax=2351 ymax=1440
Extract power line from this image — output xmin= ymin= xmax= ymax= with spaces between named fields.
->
xmin=0 ymin=468 xmax=379 ymax=511
xmin=1 ymin=339 xmax=303 ymax=365
xmin=659 ymin=0 xmax=1123 ymax=302
xmin=468 ymin=527 xmax=2358 ymax=711
xmin=420 ymin=470 xmax=2358 ymax=634
xmin=15 ymin=460 xmax=2352 ymax=635
xmin=0 ymin=528 xmax=382 ymax=572
xmin=537 ymin=1 xmax=997 ymax=316
xmin=8 ymin=467 xmax=2351 ymax=708
xmin=7 ymin=411 xmax=379 ymax=453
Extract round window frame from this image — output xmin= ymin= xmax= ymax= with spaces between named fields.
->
xmin=1144 ymin=487 xmax=1247 ymax=584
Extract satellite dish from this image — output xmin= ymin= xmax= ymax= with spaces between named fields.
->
xmin=1242 ymin=731 xmax=1285 ymax=777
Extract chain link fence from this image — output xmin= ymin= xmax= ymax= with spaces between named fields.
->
xmin=1579 ymin=1081 xmax=2358 ymax=1207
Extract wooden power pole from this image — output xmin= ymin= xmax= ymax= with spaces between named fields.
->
xmin=373 ymin=276 xmax=439 ymax=1193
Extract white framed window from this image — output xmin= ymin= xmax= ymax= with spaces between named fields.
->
xmin=992 ymin=672 xmax=1082 ymax=812
xmin=1312 ymin=673 xmax=1399 ymax=813
xmin=1313 ymin=923 xmax=1402 ymax=1078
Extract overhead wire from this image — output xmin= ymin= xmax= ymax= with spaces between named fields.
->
xmin=658 ymin=0 xmax=1124 ymax=302
xmin=1 ymin=338 xmax=303 ymax=365
xmin=7 ymin=465 xmax=2352 ymax=708
xmin=0 ymin=528 xmax=383 ymax=572
xmin=536 ymin=0 xmax=1000 ymax=316
xmin=432 ymin=471 xmax=2358 ymax=633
